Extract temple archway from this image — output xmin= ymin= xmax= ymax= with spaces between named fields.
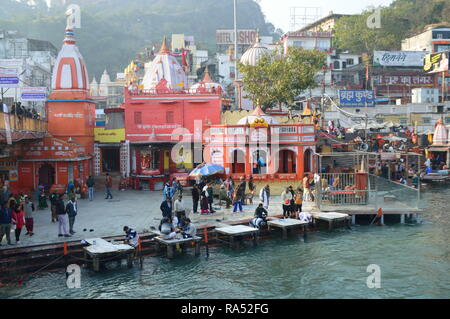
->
xmin=277 ymin=150 xmax=296 ymax=174
xmin=252 ymin=150 xmax=267 ymax=174
xmin=304 ymin=148 xmax=313 ymax=173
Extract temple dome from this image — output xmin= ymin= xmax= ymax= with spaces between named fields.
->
xmin=51 ymin=29 xmax=90 ymax=95
xmin=142 ymin=38 xmax=188 ymax=90
xmin=237 ymin=106 xmax=279 ymax=125
xmin=240 ymin=37 xmax=269 ymax=66
xmin=189 ymin=68 xmax=223 ymax=92
xmin=100 ymin=70 xmax=111 ymax=84
xmin=90 ymin=76 xmax=98 ymax=96
xmin=433 ymin=118 xmax=448 ymax=145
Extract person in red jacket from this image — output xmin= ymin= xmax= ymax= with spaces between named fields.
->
xmin=12 ymin=204 xmax=25 ymax=244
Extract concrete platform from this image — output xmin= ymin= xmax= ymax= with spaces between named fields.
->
xmin=0 ymin=189 xmax=287 ymax=250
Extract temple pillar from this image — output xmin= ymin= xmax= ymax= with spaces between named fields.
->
xmin=245 ymin=145 xmax=251 ymax=177
xmin=297 ymin=146 xmax=304 ymax=178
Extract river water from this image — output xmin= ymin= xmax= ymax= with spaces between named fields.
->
xmin=1 ymin=184 xmax=449 ymax=299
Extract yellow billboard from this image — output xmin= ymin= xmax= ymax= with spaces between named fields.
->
xmin=94 ymin=128 xmax=125 ymax=143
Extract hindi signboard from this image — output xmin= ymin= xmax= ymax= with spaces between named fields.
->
xmin=0 ymin=68 xmax=19 ymax=88
xmin=21 ymin=87 xmax=47 ymax=101
xmin=423 ymin=51 xmax=449 ymax=73
xmin=339 ymin=90 xmax=375 ymax=107
xmin=373 ymin=51 xmax=428 ymax=67
xmin=371 ymin=74 xmax=434 ymax=86
xmin=216 ymin=29 xmax=257 ymax=45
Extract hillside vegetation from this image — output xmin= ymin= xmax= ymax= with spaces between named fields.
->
xmin=0 ymin=0 xmax=279 ymax=79
xmin=334 ymin=0 xmax=450 ymax=55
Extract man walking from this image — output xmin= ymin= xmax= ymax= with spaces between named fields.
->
xmin=56 ymin=194 xmax=70 ymax=237
xmin=105 ymin=173 xmax=113 ymax=199
xmin=24 ymin=195 xmax=35 ymax=236
xmin=233 ymin=180 xmax=246 ymax=213
xmin=66 ymin=195 xmax=78 ymax=235
xmin=86 ymin=175 xmax=95 ymax=201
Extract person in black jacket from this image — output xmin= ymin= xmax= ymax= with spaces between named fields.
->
xmin=66 ymin=195 xmax=78 ymax=235
xmin=86 ymin=176 xmax=95 ymax=201
xmin=160 ymin=198 xmax=172 ymax=218
xmin=56 ymin=194 xmax=70 ymax=237
xmin=191 ymin=184 xmax=200 ymax=214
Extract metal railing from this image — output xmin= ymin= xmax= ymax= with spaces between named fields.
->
xmin=316 ymin=173 xmax=421 ymax=211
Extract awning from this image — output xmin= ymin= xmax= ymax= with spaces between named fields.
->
xmin=18 ymin=156 xmax=92 ymax=162
xmin=428 ymin=147 xmax=449 ymax=152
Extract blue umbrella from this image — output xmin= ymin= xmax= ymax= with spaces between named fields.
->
xmin=189 ymin=163 xmax=225 ymax=177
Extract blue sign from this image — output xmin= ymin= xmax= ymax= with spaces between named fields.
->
xmin=339 ymin=90 xmax=375 ymax=107
xmin=0 ymin=77 xmax=19 ymax=85
xmin=20 ymin=87 xmax=47 ymax=101
xmin=21 ymin=93 xmax=46 ymax=100
xmin=0 ymin=68 xmax=19 ymax=88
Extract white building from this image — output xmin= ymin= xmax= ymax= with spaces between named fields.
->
xmin=401 ymin=25 xmax=450 ymax=53
xmin=90 ymin=70 xmax=125 ymax=120
xmin=412 ymin=88 xmax=439 ymax=104
xmin=280 ymin=31 xmax=332 ymax=54
xmin=0 ymin=30 xmax=57 ymax=115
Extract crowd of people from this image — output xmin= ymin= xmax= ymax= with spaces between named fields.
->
xmin=0 ymin=186 xmax=35 ymax=246
xmin=2 ymin=101 xmax=42 ymax=120
xmin=158 ymin=175 xmax=314 ymax=237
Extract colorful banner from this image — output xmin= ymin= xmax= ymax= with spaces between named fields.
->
xmin=94 ymin=127 xmax=125 ymax=143
xmin=424 ymin=51 xmax=449 ymax=73
xmin=21 ymin=87 xmax=47 ymax=101
xmin=339 ymin=90 xmax=375 ymax=107
xmin=373 ymin=51 xmax=428 ymax=67
xmin=0 ymin=68 xmax=19 ymax=88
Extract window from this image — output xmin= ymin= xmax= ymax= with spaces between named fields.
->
xmin=445 ymin=117 xmax=450 ymax=124
xmin=166 ymin=111 xmax=174 ymax=123
xmin=435 ymin=44 xmax=450 ymax=52
xmin=293 ymin=41 xmax=303 ymax=48
xmin=333 ymin=61 xmax=340 ymax=69
xmin=342 ymin=61 xmax=347 ymax=69
xmin=346 ymin=58 xmax=354 ymax=65
xmin=399 ymin=118 xmax=408 ymax=125
xmin=422 ymin=117 xmax=431 ymax=124
xmin=134 ymin=111 xmax=142 ymax=124
xmin=376 ymin=118 xmax=384 ymax=124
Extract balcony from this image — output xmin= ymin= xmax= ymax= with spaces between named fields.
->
xmin=0 ymin=113 xmax=48 ymax=143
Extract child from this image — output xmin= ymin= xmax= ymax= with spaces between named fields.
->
xmin=294 ymin=188 xmax=303 ymax=219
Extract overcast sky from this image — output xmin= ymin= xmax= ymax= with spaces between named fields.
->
xmin=258 ymin=0 xmax=394 ymax=32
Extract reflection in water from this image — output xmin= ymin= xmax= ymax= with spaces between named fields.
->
xmin=1 ymin=184 xmax=450 ymax=299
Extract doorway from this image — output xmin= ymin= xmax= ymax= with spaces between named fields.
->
xmin=101 ymin=148 xmax=121 ymax=173
xmin=38 ymin=163 xmax=55 ymax=189
xmin=278 ymin=150 xmax=296 ymax=174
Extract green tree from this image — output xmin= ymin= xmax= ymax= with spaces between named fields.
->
xmin=239 ymin=47 xmax=326 ymax=110
xmin=334 ymin=0 xmax=450 ymax=57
